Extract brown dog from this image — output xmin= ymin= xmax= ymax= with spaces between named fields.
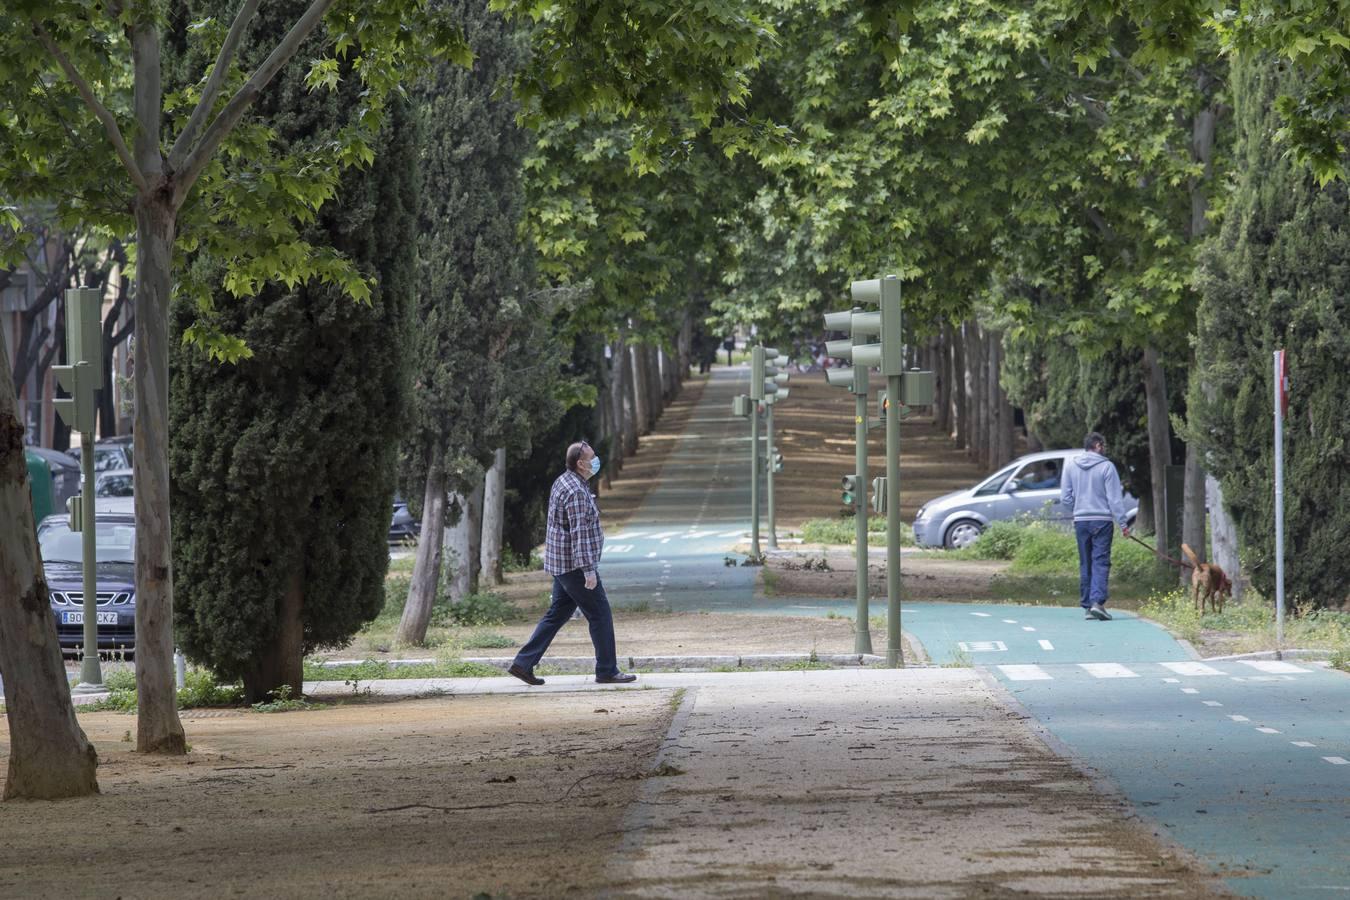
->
xmin=1182 ymin=543 xmax=1233 ymax=614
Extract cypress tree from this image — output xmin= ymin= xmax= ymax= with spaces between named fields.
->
xmin=168 ymin=1 xmax=417 ymax=700
xmin=397 ymin=0 xmax=564 ymax=643
xmin=1190 ymin=57 xmax=1350 ymax=609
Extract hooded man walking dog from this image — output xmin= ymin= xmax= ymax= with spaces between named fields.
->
xmin=1061 ymin=432 xmax=1131 ymax=621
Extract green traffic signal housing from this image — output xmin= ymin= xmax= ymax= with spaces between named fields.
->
xmin=841 ymin=473 xmax=859 ymax=508
xmin=51 ymin=361 xmax=97 ymax=434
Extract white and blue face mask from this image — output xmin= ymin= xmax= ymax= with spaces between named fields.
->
xmin=589 ymin=455 xmax=602 ymax=477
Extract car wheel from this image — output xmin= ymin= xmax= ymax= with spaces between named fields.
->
xmin=944 ymin=519 xmax=984 ymax=550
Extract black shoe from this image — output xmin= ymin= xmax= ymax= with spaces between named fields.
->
xmin=595 ymin=673 xmax=637 ymax=684
xmin=1088 ymin=604 xmax=1112 ymax=621
xmin=507 ymin=664 xmax=544 ymax=686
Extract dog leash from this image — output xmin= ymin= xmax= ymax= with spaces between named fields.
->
xmin=1125 ymin=531 xmax=1193 ymax=570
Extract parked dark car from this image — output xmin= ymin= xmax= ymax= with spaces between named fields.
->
xmin=37 ymin=512 xmax=136 ymax=654
xmin=389 ymin=496 xmax=420 ymax=544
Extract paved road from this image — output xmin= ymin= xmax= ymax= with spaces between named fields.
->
xmin=598 ymin=366 xmax=759 ymax=612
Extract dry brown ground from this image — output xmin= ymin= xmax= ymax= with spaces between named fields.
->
xmin=0 ymin=691 xmax=676 ymax=899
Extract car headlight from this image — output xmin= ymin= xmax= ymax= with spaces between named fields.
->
xmin=915 ymin=506 xmax=930 ymax=523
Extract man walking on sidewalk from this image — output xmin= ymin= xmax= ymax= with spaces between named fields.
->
xmin=1061 ymin=431 xmax=1131 ymax=621
xmin=508 ymin=441 xmax=637 ymax=686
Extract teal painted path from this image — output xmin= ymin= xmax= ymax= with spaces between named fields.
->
xmin=598 ymin=367 xmax=758 ymax=612
xmin=988 ymin=658 xmax=1349 ymax=899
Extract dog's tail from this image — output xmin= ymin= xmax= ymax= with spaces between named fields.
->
xmin=1181 ymin=543 xmax=1200 ymax=569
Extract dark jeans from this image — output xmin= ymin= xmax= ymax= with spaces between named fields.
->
xmin=513 ymin=570 xmax=619 ymax=677
xmin=1075 ymin=520 xmax=1114 ymax=608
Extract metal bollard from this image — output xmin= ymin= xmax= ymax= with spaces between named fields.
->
xmin=174 ymin=648 xmax=186 ymax=690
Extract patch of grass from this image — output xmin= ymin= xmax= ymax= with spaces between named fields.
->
xmin=1140 ymin=590 xmax=1350 ymax=661
xmin=463 ymin=630 xmax=514 ymax=649
xmin=82 ymin=667 xmax=243 ymax=713
xmin=431 ymin=591 xmax=522 ymax=627
xmin=251 ymin=685 xmax=325 ymax=713
xmin=800 ymin=516 xmax=912 ymax=547
xmin=825 ymin=610 xmax=852 ymax=622
xmin=302 ymin=657 xmax=501 ymax=682
xmin=779 ymin=659 xmax=834 ymax=671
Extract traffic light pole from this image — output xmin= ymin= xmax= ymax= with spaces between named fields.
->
xmin=765 ymin=400 xmax=777 ymax=549
xmin=852 ymin=330 xmax=872 ymax=655
xmin=884 ymin=370 xmax=902 ymax=667
xmin=750 ymin=396 xmax=761 ymax=559
xmin=76 ymin=427 xmax=102 ymax=687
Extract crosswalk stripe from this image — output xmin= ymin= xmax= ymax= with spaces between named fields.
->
xmin=684 ymin=531 xmax=716 ymax=539
xmin=1161 ymin=661 xmax=1225 ymax=677
xmin=1291 ymin=741 xmax=1316 ymax=748
xmin=1038 ymin=640 xmax=1054 ymax=651
xmin=1079 ymin=663 xmax=1139 ymax=679
xmin=1202 ymin=700 xmax=1223 ymax=706
xmin=604 ymin=545 xmax=634 ymax=554
xmin=1022 ymin=626 xmax=1036 ymax=632
xmin=999 ymin=665 xmax=1052 ymax=681
xmin=1239 ymin=660 xmax=1310 ymax=674
xmin=1256 ymin=727 xmax=1282 ymax=734
xmin=647 ymin=530 xmax=684 ymax=539
xmin=609 ymin=531 xmax=648 ymax=540
xmin=1323 ymin=757 xmax=1349 ymax=765
xmin=970 ymin=612 xmax=991 ymax=618
xmin=1228 ymin=715 xmax=1250 ymax=722
xmin=717 ymin=530 xmax=744 ymax=538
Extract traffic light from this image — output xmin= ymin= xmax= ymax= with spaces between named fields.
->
xmin=841 ymin=473 xmax=859 ymax=508
xmin=751 ymin=345 xmax=781 ymax=400
xmin=871 ymin=477 xmax=887 ymax=514
xmin=771 ymin=450 xmax=783 ymax=473
xmin=732 ymin=394 xmax=752 ymax=417
xmin=66 ymin=495 xmax=83 ymax=532
xmin=52 ymin=361 xmax=96 ymax=434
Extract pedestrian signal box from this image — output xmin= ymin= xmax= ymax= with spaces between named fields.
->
xmin=841 ymin=474 xmax=859 ymax=508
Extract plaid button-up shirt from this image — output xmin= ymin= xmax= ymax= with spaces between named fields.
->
xmin=543 ymin=470 xmax=604 ymax=578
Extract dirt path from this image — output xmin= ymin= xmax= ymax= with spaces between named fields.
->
xmin=0 ymin=691 xmax=675 ymax=899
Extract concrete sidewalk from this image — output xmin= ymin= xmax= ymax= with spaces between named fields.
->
xmin=306 ymin=668 xmax=1224 ymax=898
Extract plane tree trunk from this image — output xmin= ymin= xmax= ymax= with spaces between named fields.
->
xmin=0 ymin=338 xmax=100 ymax=800
xmin=398 ymin=460 xmax=448 ymax=645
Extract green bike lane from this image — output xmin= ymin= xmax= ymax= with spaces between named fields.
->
xmin=898 ymin=601 xmax=1349 ymax=899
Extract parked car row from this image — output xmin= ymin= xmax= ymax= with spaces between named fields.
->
xmin=912 ymin=449 xmax=1138 ymax=550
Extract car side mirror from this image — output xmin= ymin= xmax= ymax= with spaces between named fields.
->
xmin=1003 ymin=480 xmax=1020 ymax=493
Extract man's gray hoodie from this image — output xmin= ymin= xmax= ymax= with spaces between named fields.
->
xmin=1060 ymin=452 xmax=1129 ymax=527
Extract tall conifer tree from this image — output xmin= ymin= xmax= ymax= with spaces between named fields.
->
xmin=1191 ymin=57 xmax=1350 ymax=608
xmin=169 ymin=0 xmax=418 ymax=700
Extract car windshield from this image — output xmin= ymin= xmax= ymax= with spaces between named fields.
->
xmin=95 ymin=473 xmax=134 ymax=497
xmin=39 ymin=521 xmax=136 ymax=563
xmin=973 ymin=466 xmax=1017 ymax=497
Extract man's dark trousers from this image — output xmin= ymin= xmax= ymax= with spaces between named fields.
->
xmin=1075 ymin=520 xmax=1113 ymax=609
xmin=513 ymin=569 xmax=620 ymax=677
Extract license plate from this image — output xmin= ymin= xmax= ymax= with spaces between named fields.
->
xmin=62 ymin=611 xmax=118 ymax=625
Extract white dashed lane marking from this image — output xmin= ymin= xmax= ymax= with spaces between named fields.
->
xmin=1291 ymin=741 xmax=1317 ymax=748
xmin=1323 ymin=757 xmax=1348 ymax=765
xmin=1079 ymin=663 xmax=1139 ymax=679
xmin=999 ymin=665 xmax=1052 ymax=681
xmin=1229 ymin=715 xmax=1251 ymax=723
xmin=970 ymin=612 xmax=991 ymax=618
xmin=1161 ymin=661 xmax=1225 ymax=677
xmin=1038 ymin=640 xmax=1055 ymax=651
xmin=1240 ymin=660 xmax=1310 ymax=674
xmin=1203 ymin=700 xmax=1223 ymax=707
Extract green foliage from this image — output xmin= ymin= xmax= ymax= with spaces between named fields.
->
xmin=1190 ymin=57 xmax=1350 ymax=609
xmin=1141 ymin=589 xmax=1350 ymax=657
xmin=799 ymin=516 xmax=910 ymax=547
xmin=464 ymin=631 xmax=515 ymax=649
xmin=431 ymin=592 xmax=521 ymax=628
xmin=302 ymin=658 xmax=501 ymax=681
xmin=170 ymin=6 xmax=420 ymax=695
xmin=250 ymin=685 xmax=322 ymax=713
xmin=82 ymin=667 xmax=244 ymax=712
xmin=962 ymin=520 xmax=1161 ymax=584
xmin=401 ymin=0 xmax=565 ymax=505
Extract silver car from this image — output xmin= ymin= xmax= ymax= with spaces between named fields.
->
xmin=912 ymin=449 xmax=1138 ymax=549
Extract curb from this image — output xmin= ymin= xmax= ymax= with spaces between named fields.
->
xmin=317 ymin=653 xmax=888 ymax=673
